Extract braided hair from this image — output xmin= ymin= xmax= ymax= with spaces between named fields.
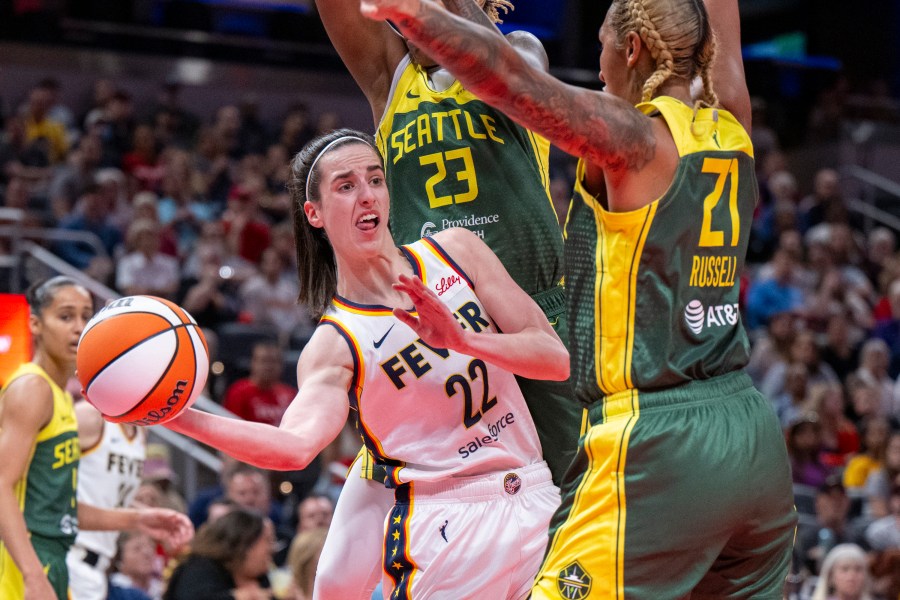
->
xmin=608 ymin=0 xmax=718 ymax=109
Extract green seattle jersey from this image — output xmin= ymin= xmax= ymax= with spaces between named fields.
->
xmin=376 ymin=56 xmax=564 ymax=296
xmin=0 ymin=363 xmax=79 ymax=543
xmin=566 ymin=96 xmax=757 ymax=404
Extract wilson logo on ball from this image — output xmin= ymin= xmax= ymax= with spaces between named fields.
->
xmin=76 ymin=296 xmax=209 ymax=426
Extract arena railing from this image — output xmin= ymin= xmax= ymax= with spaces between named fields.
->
xmin=842 ymin=164 xmax=900 ymax=234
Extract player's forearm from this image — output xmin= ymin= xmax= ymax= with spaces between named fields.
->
xmin=457 ymin=327 xmax=570 ymax=381
xmin=0 ymin=487 xmax=46 ymax=581
xmin=165 ymin=409 xmax=320 ymax=470
xmin=78 ymin=503 xmax=139 ymax=531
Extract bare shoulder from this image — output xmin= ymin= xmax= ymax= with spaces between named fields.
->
xmin=74 ymin=400 xmax=104 ymax=449
xmin=503 ymin=30 xmax=549 ymax=72
xmin=0 ymin=373 xmax=53 ymax=429
xmin=297 ymin=323 xmax=355 ymax=377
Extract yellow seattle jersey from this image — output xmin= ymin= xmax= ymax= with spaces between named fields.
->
xmin=565 ymin=96 xmax=756 ymax=404
xmin=376 ymin=55 xmax=564 ymax=297
xmin=0 ymin=363 xmax=80 ymax=542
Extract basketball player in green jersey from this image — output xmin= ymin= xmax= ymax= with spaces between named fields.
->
xmin=363 ymin=0 xmax=797 ymax=597
xmin=0 ymin=277 xmax=193 ymax=600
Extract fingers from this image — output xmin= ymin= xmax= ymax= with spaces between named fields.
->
xmin=392 ymin=307 xmax=419 ymax=330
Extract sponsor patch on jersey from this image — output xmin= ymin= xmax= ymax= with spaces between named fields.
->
xmin=421 ymin=221 xmax=437 ymax=238
xmin=557 ymin=561 xmax=592 ymax=599
xmin=683 ymin=300 xmax=740 ymax=335
xmin=503 ymin=472 xmax=521 ymax=495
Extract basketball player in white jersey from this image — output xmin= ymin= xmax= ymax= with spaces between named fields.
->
xmin=163 ymin=129 xmax=567 ymax=598
xmin=67 ymin=401 xmax=146 ymax=600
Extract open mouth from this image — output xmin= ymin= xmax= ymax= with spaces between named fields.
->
xmin=357 ymin=213 xmax=380 ymax=231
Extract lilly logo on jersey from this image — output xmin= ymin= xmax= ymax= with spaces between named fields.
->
xmin=434 ymin=275 xmax=461 ymax=297
xmin=684 ymin=300 xmax=740 ymax=335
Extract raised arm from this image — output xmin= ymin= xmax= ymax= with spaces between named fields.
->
xmin=360 ymin=0 xmax=654 ymax=173
xmin=314 ymin=0 xmax=408 ymax=123
xmin=705 ymin=0 xmax=751 ymax=131
xmin=165 ymin=328 xmax=352 ymax=470
xmin=393 ymin=228 xmax=569 ymax=381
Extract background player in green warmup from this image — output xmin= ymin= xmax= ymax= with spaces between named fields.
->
xmin=312 ymin=0 xmax=583 ymax=597
xmin=0 ymin=277 xmax=192 ymax=600
xmin=361 ymin=0 xmax=798 ymax=597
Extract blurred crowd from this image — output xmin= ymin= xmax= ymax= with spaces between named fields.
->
xmin=2 ymin=73 xmax=900 ymax=599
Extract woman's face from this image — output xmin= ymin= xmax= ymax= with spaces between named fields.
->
xmin=598 ymin=15 xmax=627 ymax=99
xmin=830 ymin=557 xmax=866 ymax=598
xmin=239 ymin=520 xmax=275 ymax=579
xmin=118 ymin=534 xmax=157 ymax=579
xmin=32 ymin=285 xmax=93 ymax=366
xmin=306 ymin=144 xmax=390 ymax=258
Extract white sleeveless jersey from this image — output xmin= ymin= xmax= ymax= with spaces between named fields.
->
xmin=321 ymin=237 xmax=543 ymax=486
xmin=73 ymin=422 xmax=146 ymax=557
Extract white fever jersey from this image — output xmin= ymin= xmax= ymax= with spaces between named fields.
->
xmin=73 ymin=421 xmax=145 ymax=557
xmin=320 ymin=237 xmax=543 ymax=487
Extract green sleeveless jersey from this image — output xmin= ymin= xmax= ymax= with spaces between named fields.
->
xmin=566 ymin=97 xmax=756 ymax=404
xmin=1 ymin=363 xmax=79 ymax=543
xmin=376 ymin=56 xmax=564 ymax=296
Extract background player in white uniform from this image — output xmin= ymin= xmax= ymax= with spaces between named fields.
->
xmin=163 ymin=129 xmax=568 ymax=598
xmin=67 ymin=401 xmax=146 ymax=600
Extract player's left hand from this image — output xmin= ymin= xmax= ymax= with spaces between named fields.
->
xmin=135 ymin=508 xmax=195 ymax=553
xmin=393 ymin=273 xmax=466 ymax=351
xmin=360 ymin=0 xmax=421 ymax=21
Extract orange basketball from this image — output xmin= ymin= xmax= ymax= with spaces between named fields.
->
xmin=76 ymin=296 xmax=209 ymax=426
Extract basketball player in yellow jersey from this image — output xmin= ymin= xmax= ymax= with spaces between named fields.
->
xmin=363 ymin=0 xmax=798 ymax=597
xmin=0 ymin=277 xmax=193 ymax=600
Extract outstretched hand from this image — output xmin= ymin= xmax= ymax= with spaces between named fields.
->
xmin=392 ymin=273 xmax=466 ymax=352
xmin=360 ymin=0 xmax=420 ymax=21
xmin=136 ymin=507 xmax=194 ymax=554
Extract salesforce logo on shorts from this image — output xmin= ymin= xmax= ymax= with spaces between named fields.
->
xmin=684 ymin=299 xmax=740 ymax=335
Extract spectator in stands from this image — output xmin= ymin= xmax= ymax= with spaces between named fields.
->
xmin=761 ymin=330 xmax=839 ymax=402
xmin=820 ymin=312 xmax=863 ymax=382
xmin=47 ymin=132 xmax=103 ymax=220
xmin=116 ymin=218 xmax=180 ymax=300
xmin=798 ymin=168 xmax=842 ymax=234
xmin=771 ymin=362 xmax=811 ymax=429
xmin=795 ymin=478 xmax=857 ymax=580
xmin=237 ymin=95 xmax=269 ymax=158
xmin=865 ymin=432 xmax=900 ymax=520
xmin=22 ymin=80 xmax=69 ymax=164
xmin=122 ymin=124 xmax=165 ymax=194
xmin=787 ymin=414 xmax=834 ymax=488
xmin=192 ymin=125 xmax=233 ymax=205
xmin=221 ymin=178 xmax=271 ymax=264
xmin=179 ymin=243 xmax=242 ymax=332
xmin=269 ymin=221 xmax=299 ymax=281
xmin=747 ymin=309 xmax=798 ymax=387
xmin=295 ymin=494 xmax=333 ymax=535
xmin=872 ymin=278 xmax=900 ymax=378
xmin=158 ymin=148 xmax=219 ymax=256
xmin=745 ymin=248 xmax=806 ymax=331
xmin=0 ymin=114 xmax=52 ymax=187
xmin=52 ymin=181 xmax=122 ymax=280
xmin=844 ymin=417 xmax=891 ymax=491
xmin=850 ymin=339 xmax=897 ymax=417
xmin=865 ymin=483 xmax=900 ymax=552
xmin=100 ymin=90 xmax=137 ymax=169
xmin=812 ymin=383 xmax=860 ymax=469
xmin=809 ymin=543 xmax=874 ymax=600
xmin=239 ymin=248 xmax=305 ymax=336
xmin=213 ymin=105 xmax=246 ymax=161
xmin=108 ymin=532 xmax=163 ymax=600
xmin=163 ymin=508 xmax=274 ymax=600
xmin=284 ymin=527 xmax=328 ymax=600
xmin=862 ymin=227 xmax=896 ymax=288
xmin=277 ymin=104 xmax=315 ymax=157
xmin=223 ymin=342 xmax=297 ymax=428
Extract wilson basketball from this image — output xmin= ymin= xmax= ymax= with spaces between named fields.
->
xmin=76 ymin=296 xmax=209 ymax=426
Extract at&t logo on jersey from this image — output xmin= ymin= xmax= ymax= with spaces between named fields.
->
xmin=684 ymin=300 xmax=740 ymax=335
